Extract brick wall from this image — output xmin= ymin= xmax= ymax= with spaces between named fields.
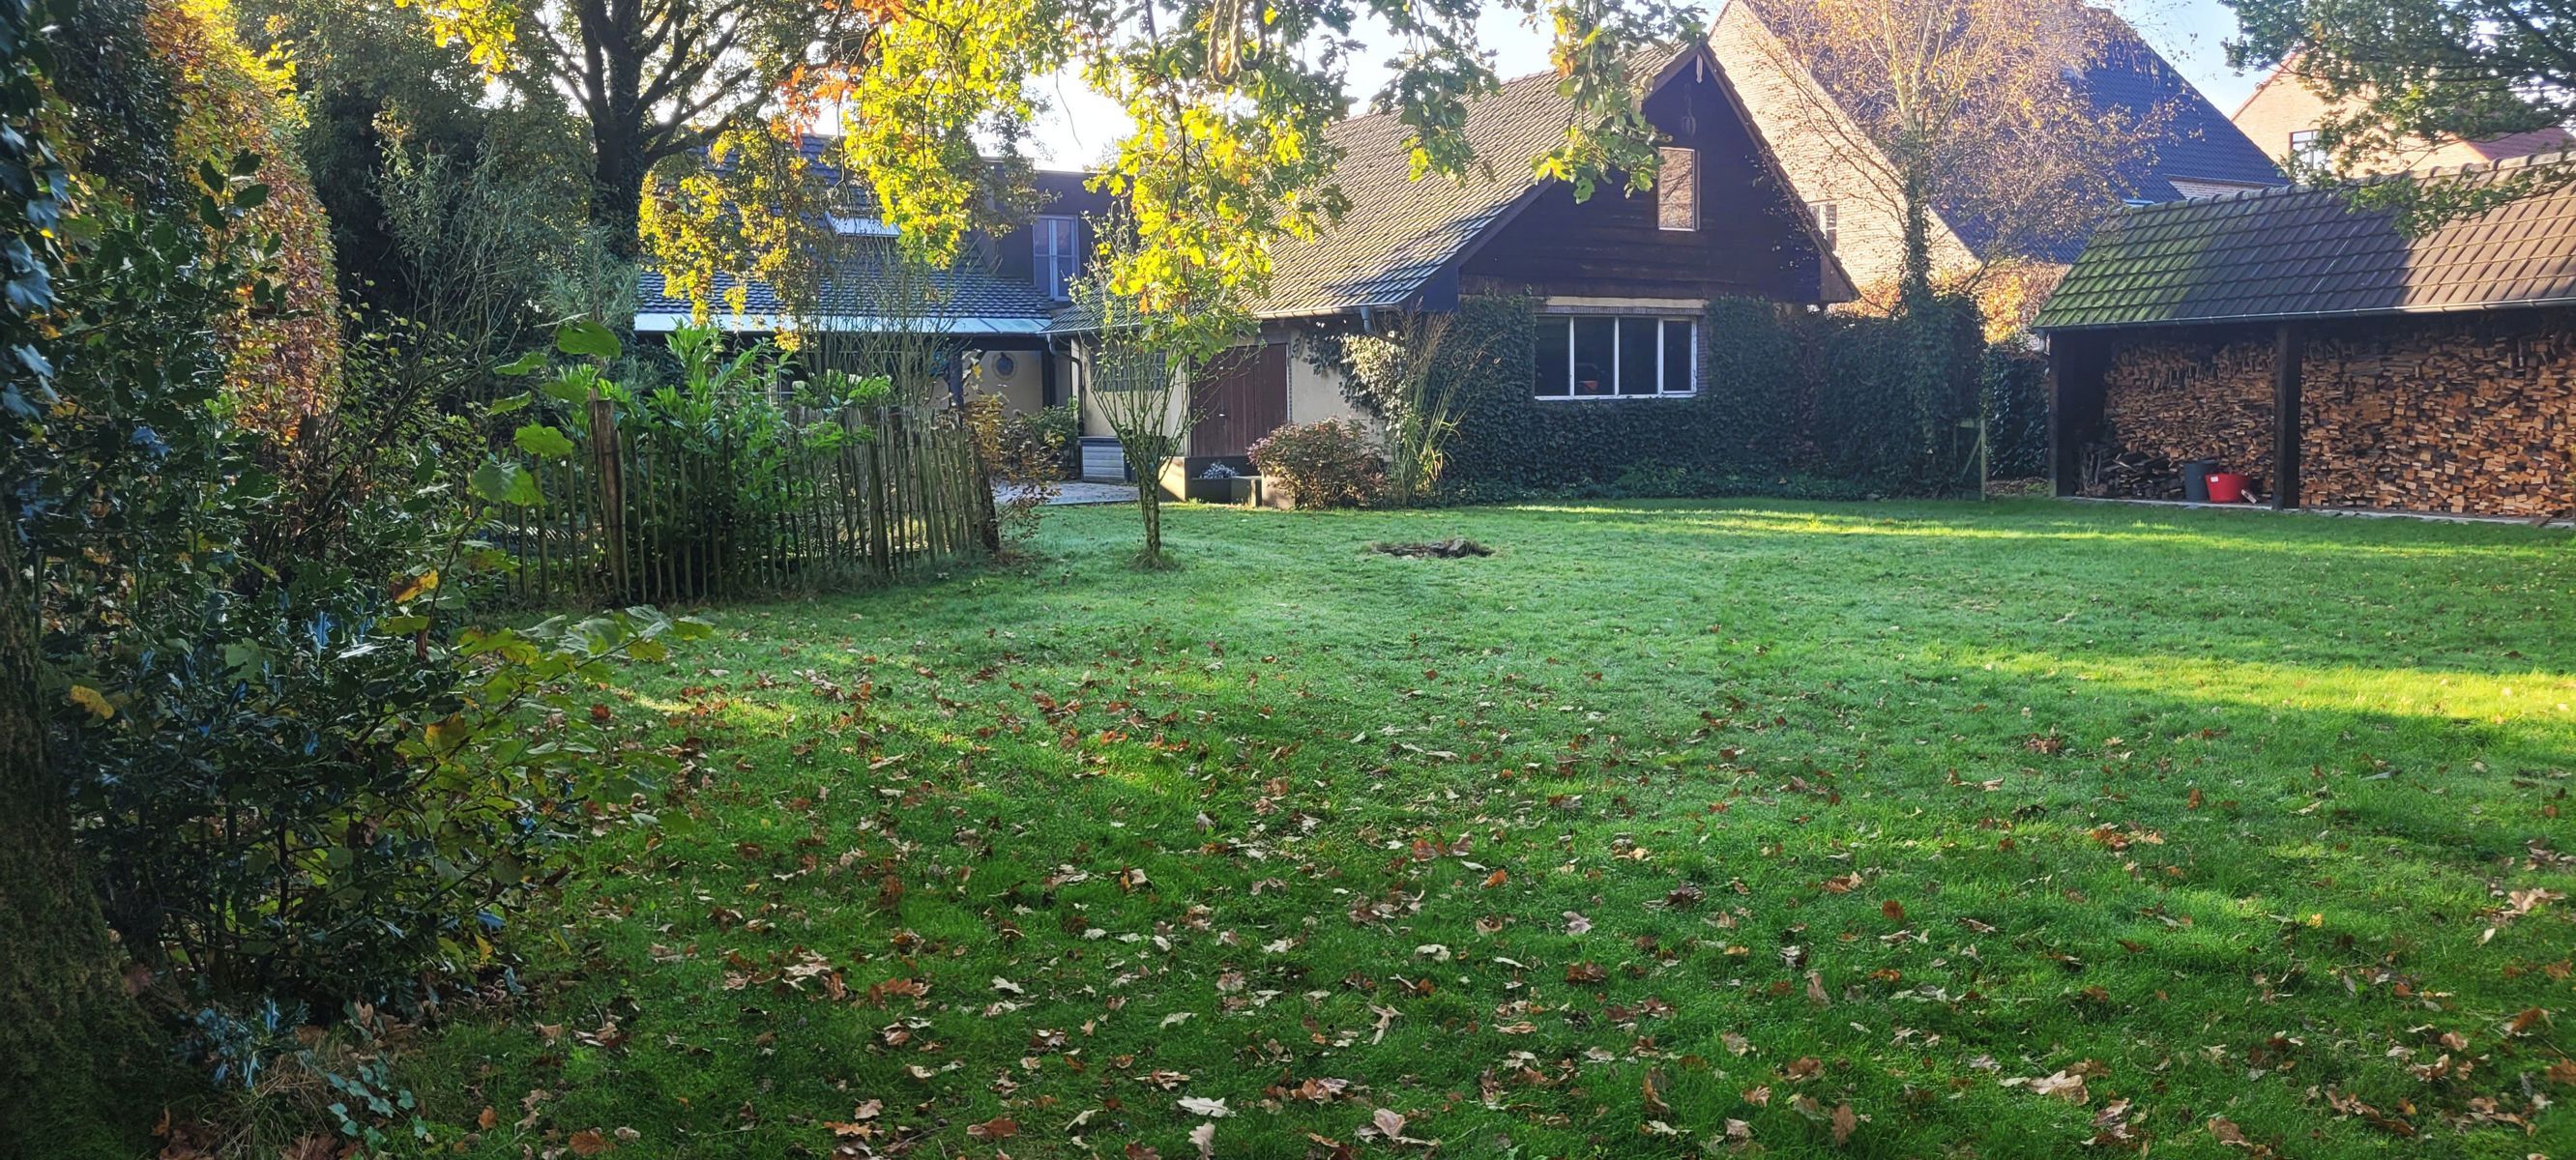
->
xmin=1709 ymin=4 xmax=1980 ymax=299
xmin=2093 ymin=308 xmax=2576 ymax=514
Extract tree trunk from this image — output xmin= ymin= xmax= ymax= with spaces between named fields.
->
xmin=590 ymin=125 xmax=649 ymax=261
xmin=1128 ymin=443 xmax=1165 ymax=566
xmin=1897 ymin=163 xmax=1936 ymax=314
xmin=0 ymin=530 xmax=171 ymax=1158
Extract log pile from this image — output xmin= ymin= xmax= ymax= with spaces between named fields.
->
xmin=2298 ymin=318 xmax=2576 ymax=516
xmin=2089 ymin=339 xmax=2274 ymax=499
xmin=2087 ymin=310 xmax=2576 ymax=515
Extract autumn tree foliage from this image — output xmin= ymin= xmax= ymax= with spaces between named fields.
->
xmin=145 ymin=0 xmax=343 ymax=443
xmin=2226 ymin=0 xmax=2576 ymax=225
xmin=398 ymin=0 xmax=905 ymax=257
xmin=1723 ymin=0 xmax=2160 ymax=308
xmin=408 ymin=0 xmax=1699 ymax=362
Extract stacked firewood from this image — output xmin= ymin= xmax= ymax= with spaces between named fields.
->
xmin=2298 ymin=323 xmax=2576 ymax=516
xmin=2088 ymin=339 xmax=2274 ymax=498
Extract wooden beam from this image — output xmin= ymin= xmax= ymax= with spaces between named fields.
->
xmin=1040 ymin=345 xmax=1061 ymax=408
xmin=2271 ymin=322 xmax=2304 ymax=509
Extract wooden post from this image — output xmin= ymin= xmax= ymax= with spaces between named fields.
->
xmin=2046 ymin=331 xmax=2108 ymax=498
xmin=2271 ymin=322 xmax=2304 ymax=510
xmin=1040 ymin=345 xmax=1061 ymax=408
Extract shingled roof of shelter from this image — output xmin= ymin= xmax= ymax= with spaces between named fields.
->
xmin=2034 ymin=152 xmax=2576 ymax=330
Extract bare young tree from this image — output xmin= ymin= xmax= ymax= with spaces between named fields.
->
xmin=1075 ymin=273 xmax=1200 ymax=568
xmin=1718 ymin=0 xmax=2165 ymax=308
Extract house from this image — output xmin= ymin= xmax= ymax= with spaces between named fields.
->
xmin=1708 ymin=0 xmax=2284 ymax=308
xmin=2231 ymin=56 xmax=2574 ymax=175
xmin=2035 ymin=152 xmax=2576 ymax=516
xmin=1050 ymin=43 xmax=1850 ymax=485
xmin=634 ymin=148 xmax=1112 ymax=417
xmin=640 ymin=44 xmax=1847 ymax=491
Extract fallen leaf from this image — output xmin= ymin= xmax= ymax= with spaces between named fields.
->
xmin=567 ymin=1129 xmax=611 ymax=1156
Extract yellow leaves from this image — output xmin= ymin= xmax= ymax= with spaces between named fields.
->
xmin=394 ymin=570 xmax=439 ymax=602
xmin=69 ymin=684 xmax=114 ymax=719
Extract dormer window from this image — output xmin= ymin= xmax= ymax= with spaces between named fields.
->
xmin=1035 ymin=216 xmax=1080 ymax=299
xmin=827 ymin=214 xmax=898 ymax=237
xmin=1656 ymin=147 xmax=1698 ymax=231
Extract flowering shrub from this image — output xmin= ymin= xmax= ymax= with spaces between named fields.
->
xmin=1248 ymin=420 xmax=1385 ymax=508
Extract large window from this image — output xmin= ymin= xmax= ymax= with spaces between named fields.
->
xmin=1035 ymin=216 xmax=1080 ymax=299
xmin=1533 ymin=315 xmax=1697 ymax=398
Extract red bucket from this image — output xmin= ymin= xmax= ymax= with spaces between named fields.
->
xmin=2206 ymin=472 xmax=2248 ymax=504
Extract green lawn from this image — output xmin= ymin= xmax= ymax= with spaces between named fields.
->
xmin=395 ymin=499 xmax=2576 ymax=1159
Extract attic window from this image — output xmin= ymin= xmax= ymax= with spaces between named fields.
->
xmin=1656 ymin=147 xmax=1698 ymax=231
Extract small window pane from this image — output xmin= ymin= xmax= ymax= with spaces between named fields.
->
xmin=1661 ymin=320 xmax=1694 ymax=394
xmin=1616 ymin=317 xmax=1658 ymax=395
xmin=1535 ymin=317 xmax=1571 ymax=396
xmin=1571 ymin=317 xmax=1615 ymax=396
xmin=1657 ymin=147 xmax=1698 ymax=231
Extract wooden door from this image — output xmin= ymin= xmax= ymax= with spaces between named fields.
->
xmin=1188 ymin=343 xmax=1289 ymax=458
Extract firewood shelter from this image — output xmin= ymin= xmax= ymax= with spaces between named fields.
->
xmin=2034 ymin=154 xmax=2576 ymax=517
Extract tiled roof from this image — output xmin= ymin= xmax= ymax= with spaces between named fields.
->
xmin=2034 ymin=153 xmax=2576 ymax=330
xmin=1042 ymin=55 xmax=1680 ymax=331
xmin=637 ymin=241 xmax=1059 ymax=328
xmin=2085 ymin=19 xmax=2283 ymax=200
xmin=1949 ymin=13 xmax=2283 ymax=262
xmin=1250 ymin=61 xmax=1646 ymax=318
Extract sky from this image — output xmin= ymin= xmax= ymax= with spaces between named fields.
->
xmin=1020 ymin=0 xmax=2264 ymax=170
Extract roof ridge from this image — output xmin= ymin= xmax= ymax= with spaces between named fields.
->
xmin=2119 ymin=146 xmax=2576 ymax=217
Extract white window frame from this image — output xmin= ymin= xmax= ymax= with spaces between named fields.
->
xmin=1807 ymin=200 xmax=1838 ymax=252
xmin=1533 ymin=314 xmax=1699 ymax=401
xmin=2289 ymin=129 xmax=2324 ymax=166
xmin=1035 ymin=216 xmax=1080 ymax=300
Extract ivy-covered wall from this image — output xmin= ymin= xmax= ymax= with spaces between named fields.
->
xmin=1420 ymin=295 xmax=1983 ymax=499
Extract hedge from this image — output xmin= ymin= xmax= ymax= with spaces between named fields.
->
xmin=1410 ymin=295 xmax=1987 ymax=501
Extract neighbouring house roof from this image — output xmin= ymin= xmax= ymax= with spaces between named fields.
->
xmin=2231 ymin=56 xmax=2576 ymax=171
xmin=2034 ymin=152 xmax=2576 ymax=330
xmin=2081 ymin=19 xmax=2282 ymax=202
xmin=1715 ymin=0 xmax=2282 ymax=268
xmin=635 ymin=244 xmax=1058 ymax=334
xmin=1955 ymin=13 xmax=2283 ymax=262
xmin=633 ymin=140 xmax=1095 ymax=335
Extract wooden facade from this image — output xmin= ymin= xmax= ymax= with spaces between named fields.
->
xmin=1459 ymin=62 xmax=1830 ymax=304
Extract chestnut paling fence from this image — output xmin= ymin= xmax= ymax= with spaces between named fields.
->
xmin=497 ymin=402 xmax=999 ymax=605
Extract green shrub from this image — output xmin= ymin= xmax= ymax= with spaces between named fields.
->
xmin=1248 ymin=419 xmax=1385 ymax=508
xmin=18 ymin=195 xmax=707 ymax=1015
xmin=586 ymin=324 xmax=891 ymax=598
xmin=1982 ymin=345 xmax=2050 ymax=478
